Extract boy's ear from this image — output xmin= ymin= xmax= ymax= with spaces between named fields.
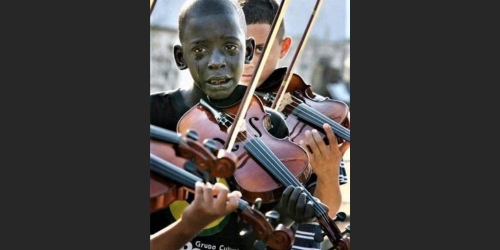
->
xmin=245 ymin=37 xmax=256 ymax=64
xmin=173 ymin=45 xmax=188 ymax=70
xmin=280 ymin=36 xmax=292 ymax=59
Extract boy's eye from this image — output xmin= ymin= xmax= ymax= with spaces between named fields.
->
xmin=224 ymin=45 xmax=238 ymax=51
xmin=193 ymin=47 xmax=207 ymax=53
xmin=256 ymin=47 xmax=264 ymax=53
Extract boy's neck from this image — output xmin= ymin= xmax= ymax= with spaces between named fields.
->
xmin=180 ymin=83 xmax=205 ymax=107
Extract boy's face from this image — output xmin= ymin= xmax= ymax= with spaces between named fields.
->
xmin=242 ymin=23 xmax=289 ymax=87
xmin=177 ymin=14 xmax=250 ymax=100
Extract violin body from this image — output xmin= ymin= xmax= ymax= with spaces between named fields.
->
xmin=177 ymin=95 xmax=311 ymax=204
xmin=150 ymin=173 xmax=190 ymax=213
xmin=257 ymin=72 xmax=350 ymax=145
xmin=150 ymin=139 xmax=191 ymax=212
xmin=149 ymin=126 xmax=238 ymax=213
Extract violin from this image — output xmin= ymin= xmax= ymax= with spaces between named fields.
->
xmin=178 ymin=96 xmax=311 ymax=203
xmin=150 ymin=153 xmax=295 ymax=250
xmin=150 ymin=125 xmax=237 ymax=212
xmin=178 ymin=99 xmax=348 ymax=249
xmin=255 ymin=0 xmax=350 ymax=145
xmin=256 ymin=69 xmax=350 ymax=145
xmin=177 ymin=0 xmax=349 ymax=248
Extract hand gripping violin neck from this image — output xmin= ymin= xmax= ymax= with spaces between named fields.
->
xmin=149 ymin=125 xmax=237 ymax=212
xmin=150 ymin=154 xmax=294 ymax=250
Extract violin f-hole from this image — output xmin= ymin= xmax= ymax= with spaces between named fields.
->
xmin=213 ymin=138 xmax=239 ymax=152
xmin=249 ymin=117 xmax=262 ymax=138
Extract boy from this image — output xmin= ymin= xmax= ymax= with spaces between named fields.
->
xmin=150 ymin=0 xmax=322 ymax=249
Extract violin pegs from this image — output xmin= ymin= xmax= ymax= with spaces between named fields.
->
xmin=239 ymin=229 xmax=249 ymax=237
xmin=186 ymin=130 xmax=199 ymax=141
xmin=265 ymin=210 xmax=280 ymax=227
xmin=314 ymin=226 xmax=325 ymax=243
xmin=252 ymin=198 xmax=262 ymax=210
xmin=239 ymin=224 xmax=253 ymax=237
xmin=203 ymin=139 xmax=219 ymax=154
xmin=202 ymin=171 xmax=217 ymax=184
xmin=184 ymin=161 xmax=198 ymax=175
xmin=334 ymin=212 xmax=347 ymax=222
xmin=342 ymin=225 xmax=350 ymax=236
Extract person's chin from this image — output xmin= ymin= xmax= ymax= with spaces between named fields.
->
xmin=204 ymin=83 xmax=237 ymax=100
xmin=240 ymin=74 xmax=253 ymax=86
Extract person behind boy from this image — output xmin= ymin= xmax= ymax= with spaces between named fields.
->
xmin=240 ymin=0 xmax=350 ymax=248
xmin=240 ymin=0 xmax=349 ymax=218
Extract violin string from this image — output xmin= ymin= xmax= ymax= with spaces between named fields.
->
xmin=249 ymin=138 xmax=332 ymax=223
xmin=283 ymin=105 xmax=350 ymax=140
xmin=216 ymin=114 xmax=331 ymax=222
xmin=263 ymin=92 xmax=350 ymax=139
xmin=151 ymin=154 xmax=253 ymax=214
xmin=279 ymin=103 xmax=350 ymax=140
xmin=197 ymin=104 xmax=332 ymax=223
xmin=191 ymin=111 xmax=334 ymax=238
xmin=208 ymin=110 xmax=336 ymax=223
xmin=150 ymin=125 xmax=184 ymax=144
xmin=220 ymin=102 xmax=349 ymax=144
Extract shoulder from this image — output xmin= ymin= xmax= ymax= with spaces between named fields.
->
xmin=150 ymin=89 xmax=184 ymax=130
xmin=151 ymin=89 xmax=181 ymax=104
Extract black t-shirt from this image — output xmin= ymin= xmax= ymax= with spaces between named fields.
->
xmin=150 ymin=88 xmax=290 ymax=250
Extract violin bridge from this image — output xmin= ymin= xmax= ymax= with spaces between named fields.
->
xmin=226 ymin=118 xmax=247 ymax=134
xmin=255 ymin=91 xmax=276 ymax=106
xmin=277 ymin=93 xmax=293 ymax=113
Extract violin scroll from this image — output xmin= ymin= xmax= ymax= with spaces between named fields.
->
xmin=238 ymin=203 xmax=294 ymax=250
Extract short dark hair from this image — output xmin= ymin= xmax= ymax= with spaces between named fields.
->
xmin=178 ymin=0 xmax=247 ymax=43
xmin=240 ymin=0 xmax=285 ymax=44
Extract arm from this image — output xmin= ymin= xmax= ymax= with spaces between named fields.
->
xmin=300 ymin=124 xmax=350 ymax=218
xmin=150 ymin=218 xmax=200 ymax=250
xmin=150 ymin=182 xmax=241 ymax=250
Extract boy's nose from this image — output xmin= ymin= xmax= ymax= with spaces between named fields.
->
xmin=208 ymin=62 xmax=226 ymax=70
xmin=244 ymin=64 xmax=255 ymax=72
xmin=208 ymin=51 xmax=226 ymax=70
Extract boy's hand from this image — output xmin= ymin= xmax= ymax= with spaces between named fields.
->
xmin=300 ymin=124 xmax=350 ymax=183
xmin=182 ymin=182 xmax=242 ymax=231
xmin=274 ymin=186 xmax=310 ymax=223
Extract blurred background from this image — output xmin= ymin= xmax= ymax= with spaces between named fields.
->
xmin=150 ymin=0 xmax=350 ymax=106
xmin=150 ymin=0 xmax=351 ymax=247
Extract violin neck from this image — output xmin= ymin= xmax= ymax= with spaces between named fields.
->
xmin=150 ymin=125 xmax=183 ymax=145
xmin=150 ymin=154 xmax=199 ymax=190
xmin=244 ymin=137 xmax=322 ymax=210
xmin=244 ymin=137 xmax=343 ymax=242
xmin=150 ymin=153 xmax=249 ymax=212
xmin=292 ymin=103 xmax=350 ymax=142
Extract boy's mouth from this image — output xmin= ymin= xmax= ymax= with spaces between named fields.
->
xmin=207 ymin=76 xmax=232 ymax=86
